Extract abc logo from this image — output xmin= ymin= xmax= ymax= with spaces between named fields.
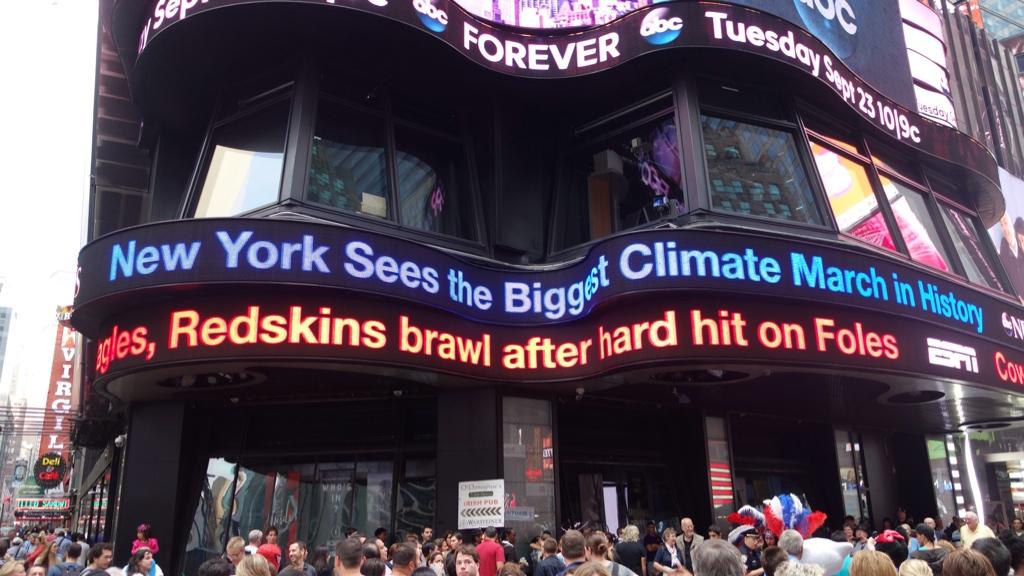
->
xmin=794 ymin=0 xmax=856 ymax=57
xmin=414 ymin=0 xmax=448 ymax=32
xmin=640 ymin=8 xmax=682 ymax=45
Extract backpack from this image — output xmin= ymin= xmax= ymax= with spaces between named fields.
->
xmin=60 ymin=563 xmax=83 ymax=576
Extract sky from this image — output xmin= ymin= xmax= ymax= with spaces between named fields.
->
xmin=0 ymin=1 xmax=97 ymax=409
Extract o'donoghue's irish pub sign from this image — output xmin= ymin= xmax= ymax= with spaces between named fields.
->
xmin=129 ymin=0 xmax=996 ymax=189
xmin=73 ymin=219 xmax=1024 ymax=392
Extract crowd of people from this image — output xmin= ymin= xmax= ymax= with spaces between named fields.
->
xmin=2 ymin=503 xmax=1023 ymax=576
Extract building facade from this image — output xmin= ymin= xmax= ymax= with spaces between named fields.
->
xmin=74 ymin=0 xmax=1024 ymax=573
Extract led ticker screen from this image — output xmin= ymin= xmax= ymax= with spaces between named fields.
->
xmin=76 ymin=219 xmax=1014 ymax=342
xmin=92 ymin=289 xmax=1024 ymax=394
xmin=128 ymin=0 xmax=996 ymax=185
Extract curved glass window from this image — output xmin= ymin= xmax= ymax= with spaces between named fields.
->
xmin=307 ymin=100 xmax=389 ymax=219
xmin=193 ymin=100 xmax=289 ymax=218
xmin=701 ymin=115 xmax=822 ymax=225
xmin=306 ymin=97 xmax=478 ymax=242
xmin=554 ymin=94 xmax=683 ymax=251
xmin=881 ymin=175 xmax=952 ymax=272
xmin=810 ymin=141 xmax=896 ymax=251
xmin=940 ymin=204 xmax=1005 ymax=290
xmin=396 ymin=125 xmax=474 ymax=239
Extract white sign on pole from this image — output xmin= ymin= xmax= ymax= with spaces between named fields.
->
xmin=458 ymin=479 xmax=505 ymax=529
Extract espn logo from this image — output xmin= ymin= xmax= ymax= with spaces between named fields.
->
xmin=926 ymin=338 xmax=978 ymax=373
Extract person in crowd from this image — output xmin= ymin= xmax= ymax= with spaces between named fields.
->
xmin=572 ymin=563 xmax=610 ymax=576
xmin=79 ymin=544 xmax=112 ymax=576
xmin=762 ymin=548 xmax=788 ymax=576
xmin=25 ymin=537 xmax=46 ymax=568
xmin=537 ymin=539 xmax=565 ymax=576
xmin=852 ymin=528 xmax=871 ymax=555
xmin=363 ymin=560 xmax=387 ymax=576
xmin=943 ymin=519 xmax=964 ymax=544
xmin=198 ymin=559 xmax=235 ymax=576
xmin=477 ymin=528 xmax=506 ymax=576
xmin=53 ymin=533 xmax=71 ymax=564
xmin=899 ymin=560 xmax=931 ymax=576
xmin=336 ymin=538 xmax=365 ymax=576
xmin=911 ymin=524 xmax=947 ymax=576
xmin=709 ymin=529 xmax=723 ymax=542
xmin=429 ymin=552 xmax=446 ymax=576
xmin=941 ymin=549 xmax=995 ymax=576
xmin=28 ymin=566 xmax=46 ymax=576
xmin=997 ymin=533 xmax=1024 ymax=576
xmin=644 ymin=525 xmax=662 ymax=576
xmin=70 ymin=535 xmax=87 ymax=567
xmin=850 ymin=552 xmax=896 ymax=576
xmin=729 ymin=527 xmax=763 ymax=576
xmin=776 ymin=563 xmax=823 ymax=576
xmin=0 ymin=561 xmax=25 ymax=576
xmin=1011 ymin=520 xmax=1024 ymax=539
xmin=652 ymin=529 xmax=681 ymax=576
xmin=311 ymin=547 xmax=332 ymax=576
xmin=898 ymin=510 xmax=913 ymax=529
xmin=260 ymin=530 xmax=282 ymax=570
xmin=497 ymin=564 xmax=525 ymax=576
xmin=969 ymin=540 xmax=1008 ymax=576
xmin=238 ymin=555 xmax=273 ymax=576
xmin=126 ymin=550 xmax=154 ymax=576
xmin=843 ymin=529 xmax=854 ymax=546
xmin=246 ymin=532 xmax=264 ymax=556
xmin=456 ymin=546 xmax=481 ymax=576
xmin=558 ymin=532 xmax=588 ymax=576
xmin=34 ymin=542 xmax=58 ymax=576
xmin=501 ymin=531 xmax=516 ymax=568
xmin=615 ymin=526 xmax=645 ymax=576
xmin=694 ymin=539 xmax=744 ymax=576
xmin=763 ymin=536 xmax=778 ymax=552
xmin=9 ymin=538 xmax=25 ymax=562
xmin=874 ymin=534 xmax=907 ymax=570
xmin=376 ymin=531 xmax=390 ymax=547
xmin=226 ymin=537 xmax=247 ymax=570
xmin=587 ymin=532 xmax=636 ymax=576
xmin=47 ymin=543 xmax=82 ymax=576
xmin=777 ymin=532 xmax=803 ymax=564
xmin=961 ymin=515 xmax=995 ymax=551
xmin=287 ymin=542 xmax=317 ymax=576
xmin=678 ymin=519 xmax=703 ymax=575
xmin=393 ymin=545 xmax=420 ymax=576
xmin=423 ymin=531 xmax=434 ymax=545
xmin=132 ymin=526 xmax=159 ymax=557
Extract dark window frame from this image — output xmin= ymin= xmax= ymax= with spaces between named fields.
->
xmin=181 ymin=85 xmax=296 ymax=219
xmin=547 ymin=88 xmax=686 ymax=257
xmin=697 ymin=105 xmax=830 ymax=231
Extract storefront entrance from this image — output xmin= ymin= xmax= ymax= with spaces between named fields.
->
xmin=556 ymin=395 xmax=712 ymax=530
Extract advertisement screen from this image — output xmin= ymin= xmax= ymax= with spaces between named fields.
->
xmin=988 ymin=167 xmax=1024 ymax=298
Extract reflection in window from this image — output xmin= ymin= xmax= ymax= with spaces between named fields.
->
xmin=811 ymin=142 xmax=896 ymax=251
xmin=395 ymin=126 xmax=474 ymax=239
xmin=307 ymin=100 xmax=389 ymax=218
xmin=702 ymin=115 xmax=821 ymax=225
xmin=881 ymin=175 xmax=951 ymax=272
xmin=397 ymin=459 xmax=436 ymax=535
xmin=556 ymin=115 xmax=683 ymax=249
xmin=194 ymin=101 xmax=288 ymax=217
xmin=940 ymin=204 xmax=1005 ymax=290
xmin=705 ymin=416 xmax=735 ymax=527
xmin=834 ymin=429 xmax=868 ymax=522
xmin=503 ymin=398 xmax=555 ymax=560
xmin=185 ymin=458 xmax=237 ymax=576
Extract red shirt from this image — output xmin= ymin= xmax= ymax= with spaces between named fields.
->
xmin=477 ymin=540 xmax=506 ymax=576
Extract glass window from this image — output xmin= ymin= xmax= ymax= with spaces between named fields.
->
xmin=705 ymin=416 xmax=735 ymax=527
xmin=307 ymin=99 xmax=389 ymax=219
xmin=810 ymin=142 xmax=897 ymax=251
xmin=926 ymin=436 xmax=956 ymax=521
xmin=701 ymin=115 xmax=822 ymax=225
xmin=555 ymin=114 xmax=683 ymax=250
xmin=395 ymin=125 xmax=475 ymax=240
xmin=396 ymin=459 xmax=436 ymax=536
xmin=939 ymin=204 xmax=1006 ymax=290
xmin=185 ymin=458 xmax=237 ymax=576
xmin=880 ymin=175 xmax=952 ymax=272
xmin=194 ymin=101 xmax=289 ymax=217
xmin=834 ymin=429 xmax=868 ymax=522
xmin=503 ymin=397 xmax=555 ymax=561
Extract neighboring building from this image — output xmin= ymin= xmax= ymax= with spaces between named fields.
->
xmin=73 ymin=1 xmax=1024 ymax=574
